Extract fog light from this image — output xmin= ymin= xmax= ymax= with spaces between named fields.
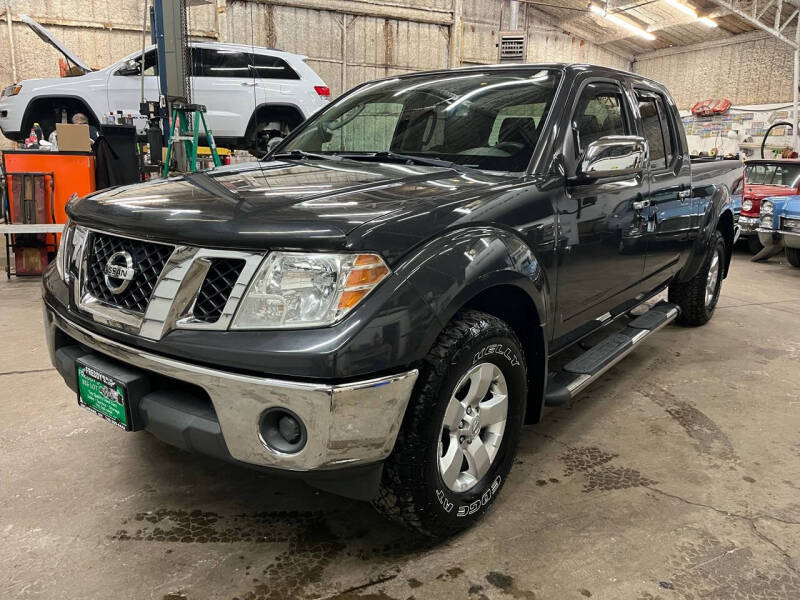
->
xmin=259 ymin=408 xmax=307 ymax=454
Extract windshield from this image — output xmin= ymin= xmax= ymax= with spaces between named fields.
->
xmin=745 ymin=163 xmax=800 ymax=188
xmin=278 ymin=69 xmax=562 ymax=172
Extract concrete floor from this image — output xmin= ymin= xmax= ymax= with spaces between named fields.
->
xmin=2 ymin=249 xmax=800 ymax=600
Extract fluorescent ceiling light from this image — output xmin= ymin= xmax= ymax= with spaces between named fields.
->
xmin=665 ymin=0 xmax=697 ymax=18
xmin=589 ymin=4 xmax=656 ymax=40
xmin=664 ymin=0 xmax=718 ymax=27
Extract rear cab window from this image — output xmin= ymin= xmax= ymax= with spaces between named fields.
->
xmin=635 ymin=89 xmax=677 ymax=170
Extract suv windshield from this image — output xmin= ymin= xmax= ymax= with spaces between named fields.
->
xmin=278 ymin=69 xmax=561 ymax=172
xmin=745 ymin=163 xmax=800 ymax=188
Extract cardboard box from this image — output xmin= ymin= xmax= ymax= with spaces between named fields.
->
xmin=56 ymin=123 xmax=91 ymax=152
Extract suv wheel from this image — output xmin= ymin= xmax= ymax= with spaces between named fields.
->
xmin=372 ymin=309 xmax=527 ymax=537
xmin=668 ymin=230 xmax=726 ymax=326
xmin=786 ymin=247 xmax=800 ymax=267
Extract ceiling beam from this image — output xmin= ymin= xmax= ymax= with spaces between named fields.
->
xmin=706 ymin=0 xmax=799 ymax=47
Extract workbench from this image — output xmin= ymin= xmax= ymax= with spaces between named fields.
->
xmin=1 ymin=223 xmax=64 ymax=278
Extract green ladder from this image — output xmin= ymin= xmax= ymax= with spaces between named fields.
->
xmin=163 ymin=102 xmax=221 ymax=178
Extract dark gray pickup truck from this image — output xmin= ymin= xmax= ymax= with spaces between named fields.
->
xmin=43 ymin=64 xmax=741 ymax=537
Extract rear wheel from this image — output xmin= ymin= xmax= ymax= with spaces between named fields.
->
xmin=372 ymin=309 xmax=527 ymax=537
xmin=668 ymin=230 xmax=726 ymax=326
xmin=786 ymin=247 xmax=800 ymax=267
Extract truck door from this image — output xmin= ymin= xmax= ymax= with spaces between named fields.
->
xmin=554 ymin=79 xmax=647 ymax=338
xmin=635 ymin=90 xmax=693 ymax=278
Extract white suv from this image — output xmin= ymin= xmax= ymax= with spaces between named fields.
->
xmin=0 ymin=16 xmax=329 ymax=151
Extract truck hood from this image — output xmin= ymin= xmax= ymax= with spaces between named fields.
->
xmin=20 ymin=15 xmax=92 ymax=74
xmin=68 ymin=159 xmax=512 ymax=252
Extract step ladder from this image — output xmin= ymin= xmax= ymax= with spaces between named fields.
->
xmin=163 ymin=102 xmax=221 ymax=178
xmin=544 ymin=301 xmax=680 ymax=407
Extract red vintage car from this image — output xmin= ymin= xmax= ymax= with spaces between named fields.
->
xmin=740 ymin=159 xmax=800 ymax=253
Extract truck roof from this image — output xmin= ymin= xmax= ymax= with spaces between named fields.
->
xmin=379 ymin=63 xmax=669 ymax=91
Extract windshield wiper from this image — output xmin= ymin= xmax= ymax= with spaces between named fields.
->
xmin=272 ymin=150 xmax=344 ymax=162
xmin=347 ymin=151 xmax=480 ymax=175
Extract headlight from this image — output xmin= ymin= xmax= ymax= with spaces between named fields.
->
xmin=742 ymin=199 xmax=753 ymax=212
xmin=761 ymin=215 xmax=773 ymax=229
xmin=761 ymin=200 xmax=774 ymax=215
xmin=55 ymin=220 xmax=72 ymax=280
xmin=232 ymin=252 xmax=390 ymax=329
xmin=56 ymin=222 xmax=87 ymax=282
xmin=1 ymin=84 xmax=21 ymax=97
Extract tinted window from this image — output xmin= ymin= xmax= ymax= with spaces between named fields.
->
xmin=659 ymin=96 xmax=675 ymax=162
xmin=638 ymin=96 xmax=666 ymax=169
xmin=198 ymin=48 xmax=251 ymax=77
xmin=251 ymin=54 xmax=299 ymax=80
xmin=573 ymin=85 xmax=628 ymax=153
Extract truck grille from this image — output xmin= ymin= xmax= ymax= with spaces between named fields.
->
xmin=193 ymin=258 xmax=246 ymax=323
xmin=84 ymin=232 xmax=174 ymax=314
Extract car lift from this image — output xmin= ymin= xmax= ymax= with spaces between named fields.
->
xmin=150 ymin=0 xmax=217 ymax=175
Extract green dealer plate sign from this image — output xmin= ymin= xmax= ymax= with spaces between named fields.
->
xmin=77 ymin=364 xmax=131 ymax=430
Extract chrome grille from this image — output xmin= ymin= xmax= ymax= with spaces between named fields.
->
xmin=84 ymin=232 xmax=174 ymax=314
xmin=193 ymin=258 xmax=246 ymax=323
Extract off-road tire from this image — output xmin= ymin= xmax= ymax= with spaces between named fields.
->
xmin=668 ymin=230 xmax=726 ymax=326
xmin=372 ymin=309 xmax=527 ymax=538
xmin=746 ymin=235 xmax=763 ymax=255
xmin=786 ymin=247 xmax=800 ymax=267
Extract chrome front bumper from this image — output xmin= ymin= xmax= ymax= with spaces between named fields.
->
xmin=44 ymin=305 xmax=418 ymax=471
xmin=738 ymin=216 xmax=760 ymax=235
xmin=758 ymin=228 xmax=800 ymax=249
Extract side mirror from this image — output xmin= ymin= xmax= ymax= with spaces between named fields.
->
xmin=573 ymin=135 xmax=647 ymax=183
xmin=118 ymin=59 xmax=140 ymax=76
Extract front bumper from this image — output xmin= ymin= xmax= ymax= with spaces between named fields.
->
xmin=44 ymin=303 xmax=418 ymax=473
xmin=738 ymin=216 xmax=760 ymax=235
xmin=758 ymin=228 xmax=800 ymax=249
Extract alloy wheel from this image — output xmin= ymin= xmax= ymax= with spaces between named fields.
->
xmin=438 ymin=362 xmax=508 ymax=493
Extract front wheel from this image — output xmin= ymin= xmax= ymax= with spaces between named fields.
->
xmin=786 ymin=247 xmax=800 ymax=267
xmin=668 ymin=230 xmax=726 ymax=326
xmin=372 ymin=310 xmax=527 ymax=537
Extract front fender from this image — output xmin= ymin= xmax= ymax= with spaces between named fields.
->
xmin=395 ymin=226 xmax=550 ymax=361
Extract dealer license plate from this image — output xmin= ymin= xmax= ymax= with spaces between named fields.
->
xmin=76 ymin=363 xmax=131 ymax=431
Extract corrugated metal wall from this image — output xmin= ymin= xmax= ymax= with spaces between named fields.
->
xmin=634 ymin=32 xmax=795 ymax=109
xmin=0 ymin=0 xmax=631 ymax=100
xmin=225 ymin=1 xmax=450 ymax=97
